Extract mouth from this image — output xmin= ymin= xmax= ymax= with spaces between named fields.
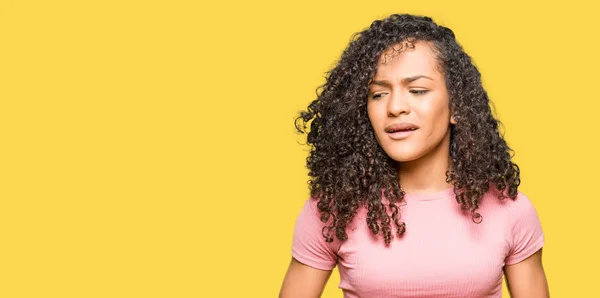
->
xmin=386 ymin=128 xmax=417 ymax=140
xmin=386 ymin=127 xmax=418 ymax=133
xmin=384 ymin=123 xmax=419 ymax=140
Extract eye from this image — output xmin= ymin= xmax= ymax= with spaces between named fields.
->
xmin=369 ymin=93 xmax=386 ymax=100
xmin=410 ymin=89 xmax=428 ymax=95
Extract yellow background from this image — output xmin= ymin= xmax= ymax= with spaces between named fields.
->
xmin=1 ymin=0 xmax=598 ymax=297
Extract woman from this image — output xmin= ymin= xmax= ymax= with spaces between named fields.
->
xmin=279 ymin=14 xmax=549 ymax=298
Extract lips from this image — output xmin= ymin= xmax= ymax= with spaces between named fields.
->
xmin=384 ymin=123 xmax=419 ymax=140
xmin=385 ymin=122 xmax=419 ymax=133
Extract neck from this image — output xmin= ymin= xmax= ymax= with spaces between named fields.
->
xmin=398 ymin=133 xmax=453 ymax=194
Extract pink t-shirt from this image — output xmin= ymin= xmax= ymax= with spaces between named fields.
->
xmin=291 ymin=187 xmax=544 ymax=297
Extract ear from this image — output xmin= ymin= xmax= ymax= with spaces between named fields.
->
xmin=450 ymin=109 xmax=457 ymax=125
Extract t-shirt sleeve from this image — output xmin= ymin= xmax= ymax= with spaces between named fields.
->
xmin=291 ymin=199 xmax=338 ymax=270
xmin=504 ymin=192 xmax=545 ymax=265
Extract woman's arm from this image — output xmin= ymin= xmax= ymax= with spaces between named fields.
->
xmin=504 ymin=248 xmax=549 ymax=298
xmin=279 ymin=257 xmax=332 ymax=298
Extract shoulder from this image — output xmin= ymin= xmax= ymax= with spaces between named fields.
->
xmin=482 ymin=187 xmax=543 ymax=228
xmin=481 ymin=186 xmax=537 ymax=215
xmin=298 ymin=197 xmax=367 ymax=231
xmin=291 ymin=197 xmax=341 ymax=270
xmin=295 ymin=197 xmax=326 ymax=229
xmin=491 ymin=190 xmax=545 ymax=265
xmin=502 ymin=191 xmax=542 ymax=229
xmin=293 ymin=197 xmax=342 ymax=246
xmin=478 ymin=187 xmax=544 ymax=235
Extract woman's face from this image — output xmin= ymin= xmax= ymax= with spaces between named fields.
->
xmin=367 ymin=40 xmax=456 ymax=163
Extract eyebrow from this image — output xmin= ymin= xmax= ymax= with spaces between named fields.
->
xmin=369 ymin=75 xmax=434 ymax=86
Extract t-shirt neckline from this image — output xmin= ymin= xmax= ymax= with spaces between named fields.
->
xmin=403 ymin=186 xmax=456 ymax=201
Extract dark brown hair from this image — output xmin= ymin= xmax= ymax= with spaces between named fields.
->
xmin=295 ymin=14 xmax=520 ymax=245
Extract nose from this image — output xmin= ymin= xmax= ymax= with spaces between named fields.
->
xmin=387 ymin=90 xmax=410 ymax=117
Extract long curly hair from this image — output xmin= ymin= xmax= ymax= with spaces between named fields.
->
xmin=294 ymin=14 xmax=520 ymax=245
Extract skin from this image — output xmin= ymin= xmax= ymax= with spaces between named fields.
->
xmin=279 ymin=258 xmax=331 ymax=298
xmin=504 ymin=248 xmax=550 ymax=298
xmin=279 ymin=41 xmax=549 ymax=298
xmin=366 ymin=40 xmax=456 ymax=194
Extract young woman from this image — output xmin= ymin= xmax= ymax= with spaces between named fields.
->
xmin=280 ymin=14 xmax=549 ymax=298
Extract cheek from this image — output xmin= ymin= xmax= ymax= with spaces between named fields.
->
xmin=423 ymin=99 xmax=450 ymax=122
xmin=367 ymin=107 xmax=385 ymax=144
xmin=367 ymin=105 xmax=381 ymax=127
xmin=418 ymin=103 xmax=450 ymax=138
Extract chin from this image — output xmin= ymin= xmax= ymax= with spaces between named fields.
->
xmin=378 ymin=141 xmax=422 ymax=162
xmin=384 ymin=149 xmax=423 ymax=163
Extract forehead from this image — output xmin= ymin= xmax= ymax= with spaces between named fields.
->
xmin=375 ymin=40 xmax=441 ymax=78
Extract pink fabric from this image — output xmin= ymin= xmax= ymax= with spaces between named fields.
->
xmin=291 ymin=187 xmax=544 ymax=297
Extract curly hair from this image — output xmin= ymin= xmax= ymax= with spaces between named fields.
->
xmin=294 ymin=14 xmax=520 ymax=245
